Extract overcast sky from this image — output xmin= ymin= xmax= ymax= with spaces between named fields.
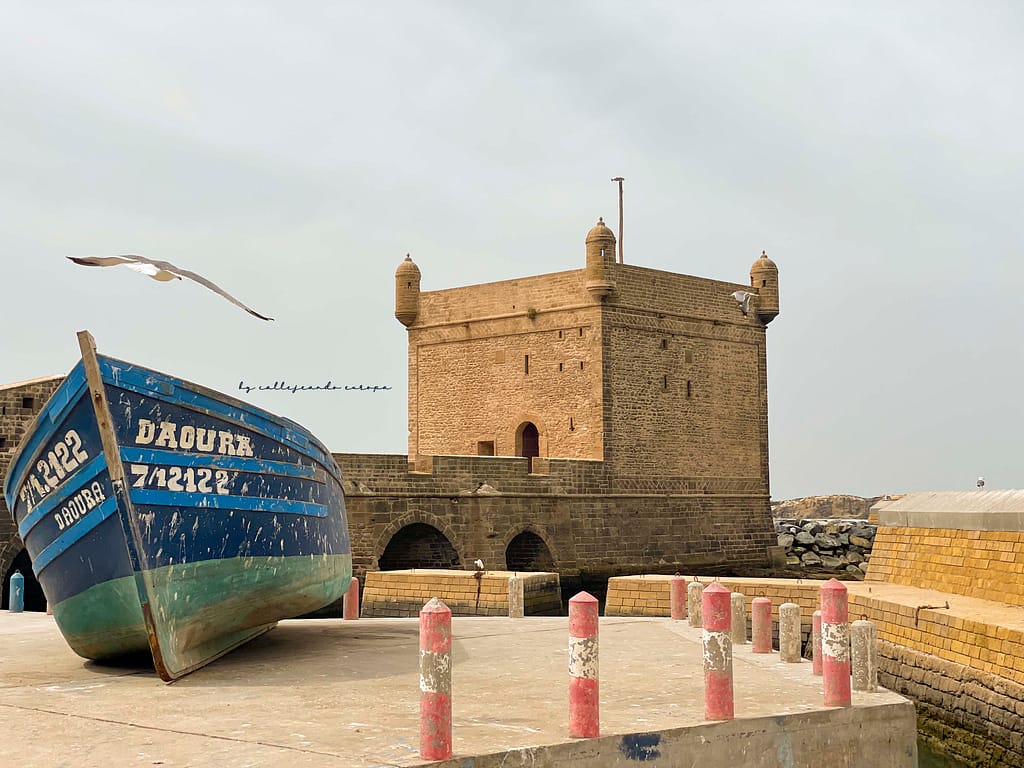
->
xmin=2 ymin=2 xmax=1021 ymax=500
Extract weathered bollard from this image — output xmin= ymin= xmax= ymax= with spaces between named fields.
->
xmin=730 ymin=592 xmax=746 ymax=645
xmin=851 ymin=619 xmax=878 ymax=692
xmin=751 ymin=597 xmax=772 ymax=653
xmin=343 ymin=577 xmax=360 ymax=620
xmin=670 ymin=575 xmax=688 ymax=620
xmin=687 ymin=581 xmax=703 ymax=628
xmin=568 ymin=591 xmax=599 ymax=738
xmin=812 ymin=610 xmax=822 ymax=676
xmin=821 ymin=579 xmax=851 ymax=707
xmin=9 ymin=570 xmax=24 ymax=613
xmin=419 ymin=597 xmax=453 ymax=760
xmin=702 ymin=582 xmax=734 ymax=721
xmin=779 ymin=603 xmax=802 ymax=663
xmin=508 ymin=576 xmax=524 ymax=619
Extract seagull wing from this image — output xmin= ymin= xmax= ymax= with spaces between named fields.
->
xmin=143 ymin=258 xmax=275 ymax=321
xmin=67 ymin=254 xmax=274 ymax=321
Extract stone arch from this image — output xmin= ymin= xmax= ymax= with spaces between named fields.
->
xmin=503 ymin=526 xmax=557 ymax=572
xmin=2 ymin=548 xmax=46 ymax=611
xmin=515 ymin=421 xmax=541 ymax=473
xmin=373 ymin=511 xmax=463 ymax=570
xmin=379 ymin=523 xmax=461 ymax=571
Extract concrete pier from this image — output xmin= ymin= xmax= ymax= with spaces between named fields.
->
xmin=0 ymin=611 xmax=917 ymax=767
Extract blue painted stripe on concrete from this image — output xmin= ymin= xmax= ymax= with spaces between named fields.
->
xmin=118 ymin=447 xmax=320 ymax=481
xmin=4 ymin=366 xmax=89 ymax=507
xmin=33 ymin=495 xmax=119 ymax=575
xmin=130 ymin=490 xmax=329 ymax=517
xmin=18 ymin=453 xmax=109 ymax=539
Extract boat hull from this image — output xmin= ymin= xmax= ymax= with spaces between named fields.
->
xmin=5 ymin=338 xmax=351 ymax=680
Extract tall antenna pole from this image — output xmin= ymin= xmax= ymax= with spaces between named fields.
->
xmin=611 ymin=177 xmax=624 ymax=263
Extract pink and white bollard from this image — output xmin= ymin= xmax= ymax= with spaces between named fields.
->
xmin=812 ymin=610 xmax=823 ymax=676
xmin=568 ymin=591 xmax=600 ymax=738
xmin=343 ymin=577 xmax=360 ymax=620
xmin=419 ymin=597 xmax=453 ymax=760
xmin=821 ymin=579 xmax=851 ymax=707
xmin=670 ymin=575 xmax=688 ymax=620
xmin=702 ymin=582 xmax=734 ymax=721
xmin=687 ymin=581 xmax=703 ymax=627
xmin=751 ymin=597 xmax=772 ymax=653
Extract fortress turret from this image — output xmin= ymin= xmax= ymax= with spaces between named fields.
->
xmin=585 ymin=217 xmax=616 ymax=300
xmin=749 ymin=250 xmax=779 ymax=324
xmin=395 ymin=254 xmax=421 ymax=327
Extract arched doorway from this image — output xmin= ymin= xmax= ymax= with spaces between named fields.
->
xmin=516 ymin=421 xmax=540 ymax=473
xmin=378 ymin=523 xmax=460 ymax=570
xmin=505 ymin=530 xmax=555 ymax=572
xmin=2 ymin=549 xmax=46 ymax=611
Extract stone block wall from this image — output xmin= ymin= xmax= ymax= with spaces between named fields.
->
xmin=0 ymin=376 xmax=64 ymax=588
xmin=361 ymin=569 xmax=562 ymax=617
xmin=338 ymin=452 xmax=776 ymax=583
xmin=868 ymin=526 xmax=1024 ymax=606
xmin=879 ymin=640 xmax=1024 ymax=767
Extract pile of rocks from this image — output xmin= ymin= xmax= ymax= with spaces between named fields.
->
xmin=774 ymin=518 xmax=877 ymax=579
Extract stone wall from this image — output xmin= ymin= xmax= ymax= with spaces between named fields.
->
xmin=338 ymin=452 xmax=777 ymax=584
xmin=0 ymin=376 xmax=64 ymax=595
xmin=772 ymin=494 xmax=886 ymax=520
xmin=774 ymin=518 xmax=876 ymax=578
xmin=361 ymin=569 xmax=562 ymax=617
xmin=879 ymin=640 xmax=1024 ymax=767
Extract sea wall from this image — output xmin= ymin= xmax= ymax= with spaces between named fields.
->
xmin=774 ymin=518 xmax=876 ymax=578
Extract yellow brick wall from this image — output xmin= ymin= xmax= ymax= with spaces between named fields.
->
xmin=867 ymin=527 xmax=1024 ymax=606
xmin=605 ymin=575 xmax=1024 ymax=687
xmin=362 ymin=569 xmax=561 ymax=617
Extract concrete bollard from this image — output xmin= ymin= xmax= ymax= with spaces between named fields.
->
xmin=751 ymin=597 xmax=772 ymax=653
xmin=343 ymin=577 xmax=360 ymax=620
xmin=779 ymin=603 xmax=802 ymax=663
xmin=730 ymin=592 xmax=746 ymax=645
xmin=851 ymin=620 xmax=878 ymax=692
xmin=9 ymin=571 xmax=24 ymax=613
xmin=687 ymin=581 xmax=703 ymax=628
xmin=670 ymin=575 xmax=688 ymax=620
xmin=568 ymin=591 xmax=600 ymax=738
xmin=702 ymin=582 xmax=734 ymax=721
xmin=812 ymin=610 xmax=822 ymax=676
xmin=508 ymin=576 xmax=524 ymax=619
xmin=821 ymin=579 xmax=851 ymax=707
xmin=419 ymin=597 xmax=453 ymax=760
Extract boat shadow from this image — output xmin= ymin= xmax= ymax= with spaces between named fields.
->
xmin=168 ymin=620 xmax=464 ymax=687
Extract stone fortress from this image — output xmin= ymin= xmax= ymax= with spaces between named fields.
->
xmin=1 ymin=217 xmax=782 ymax=605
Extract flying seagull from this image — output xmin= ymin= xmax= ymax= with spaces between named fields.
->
xmin=730 ymin=290 xmax=756 ymax=316
xmin=66 ymin=255 xmax=274 ymax=321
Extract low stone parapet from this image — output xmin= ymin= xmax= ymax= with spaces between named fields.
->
xmin=362 ymin=569 xmax=561 ymax=618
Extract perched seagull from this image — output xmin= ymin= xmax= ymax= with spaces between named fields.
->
xmin=730 ymin=290 xmax=756 ymax=316
xmin=977 ymin=476 xmax=985 ymax=490
xmin=66 ymin=254 xmax=274 ymax=321
xmin=473 ymin=559 xmax=485 ymax=571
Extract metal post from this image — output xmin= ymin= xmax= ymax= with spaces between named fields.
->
xmin=611 ymin=176 xmax=624 ymax=263
xmin=9 ymin=571 xmax=24 ymax=613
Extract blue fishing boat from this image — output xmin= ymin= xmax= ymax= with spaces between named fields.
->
xmin=3 ymin=331 xmax=351 ymax=681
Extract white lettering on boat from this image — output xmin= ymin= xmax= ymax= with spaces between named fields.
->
xmin=18 ymin=429 xmax=90 ymax=511
xmin=129 ymin=464 xmax=230 ymax=495
xmin=133 ymin=419 xmax=255 ymax=457
xmin=53 ymin=481 xmax=106 ymax=531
